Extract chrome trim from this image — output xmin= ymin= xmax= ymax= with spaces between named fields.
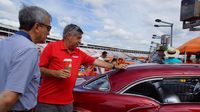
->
xmin=82 ymin=75 xmax=111 ymax=92
xmin=118 ymin=75 xmax=200 ymax=94
xmin=119 ymin=77 xmax=163 ymax=94
xmin=162 ymin=102 xmax=200 ymax=104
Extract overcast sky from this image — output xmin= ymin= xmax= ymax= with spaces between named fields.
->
xmin=0 ymin=0 xmax=200 ymax=51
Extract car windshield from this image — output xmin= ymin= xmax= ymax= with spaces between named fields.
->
xmin=83 ymin=75 xmax=110 ymax=91
xmin=124 ymin=76 xmax=200 ymax=103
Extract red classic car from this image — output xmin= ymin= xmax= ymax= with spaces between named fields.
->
xmin=73 ymin=64 xmax=200 ymax=112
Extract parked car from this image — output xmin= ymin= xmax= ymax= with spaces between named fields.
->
xmin=73 ymin=64 xmax=200 ymax=112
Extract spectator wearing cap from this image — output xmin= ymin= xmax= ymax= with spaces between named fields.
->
xmin=149 ymin=47 xmax=165 ymax=64
xmin=164 ymin=47 xmax=182 ymax=64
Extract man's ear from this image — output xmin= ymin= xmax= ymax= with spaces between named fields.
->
xmin=33 ymin=23 xmax=41 ymax=33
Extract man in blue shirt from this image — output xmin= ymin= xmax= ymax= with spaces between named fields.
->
xmin=164 ymin=47 xmax=182 ymax=64
xmin=149 ymin=47 xmax=165 ymax=64
xmin=0 ymin=6 xmax=51 ymax=112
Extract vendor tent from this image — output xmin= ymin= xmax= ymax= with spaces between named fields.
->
xmin=177 ymin=36 xmax=200 ymax=54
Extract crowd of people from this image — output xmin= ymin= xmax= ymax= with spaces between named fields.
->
xmin=80 ymin=45 xmax=198 ymax=78
xmin=148 ymin=46 xmax=200 ymax=64
xmin=79 ymin=51 xmax=129 ymax=77
xmin=148 ymin=47 xmax=182 ymax=64
xmin=0 ymin=5 xmax=200 ymax=112
xmin=0 ymin=5 xmax=127 ymax=112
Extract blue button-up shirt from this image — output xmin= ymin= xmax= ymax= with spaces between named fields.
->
xmin=0 ymin=31 xmax=40 ymax=110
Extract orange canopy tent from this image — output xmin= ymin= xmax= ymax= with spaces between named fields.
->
xmin=177 ymin=36 xmax=200 ymax=54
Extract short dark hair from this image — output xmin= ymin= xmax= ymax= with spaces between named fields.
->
xmin=156 ymin=46 xmax=165 ymax=51
xmin=63 ymin=24 xmax=83 ymax=39
xmin=19 ymin=6 xmax=51 ymax=31
xmin=102 ymin=51 xmax=107 ymax=55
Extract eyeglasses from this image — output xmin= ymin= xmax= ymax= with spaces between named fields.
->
xmin=39 ymin=23 xmax=51 ymax=31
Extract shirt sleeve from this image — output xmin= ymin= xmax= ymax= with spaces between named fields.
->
xmin=81 ymin=50 xmax=95 ymax=67
xmin=5 ymin=48 xmax=39 ymax=94
xmin=39 ymin=43 xmax=52 ymax=67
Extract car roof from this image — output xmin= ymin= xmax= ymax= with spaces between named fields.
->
xmin=109 ymin=63 xmax=200 ymax=92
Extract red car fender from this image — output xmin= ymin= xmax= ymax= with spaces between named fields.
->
xmin=127 ymin=104 xmax=160 ymax=112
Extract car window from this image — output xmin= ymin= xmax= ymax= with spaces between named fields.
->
xmin=123 ymin=76 xmax=200 ymax=103
xmin=83 ymin=76 xmax=110 ymax=91
xmin=124 ymin=79 xmax=163 ymax=102
xmin=75 ymin=77 xmax=86 ymax=87
xmin=160 ymin=77 xmax=200 ymax=103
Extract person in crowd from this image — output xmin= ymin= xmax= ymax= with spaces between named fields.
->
xmin=36 ymin=24 xmax=127 ymax=112
xmin=145 ymin=57 xmax=150 ymax=63
xmin=0 ymin=6 xmax=51 ymax=112
xmin=149 ymin=47 xmax=165 ymax=64
xmin=118 ymin=58 xmax=126 ymax=65
xmin=96 ymin=51 xmax=108 ymax=75
xmin=195 ymin=52 xmax=200 ymax=64
xmin=82 ymin=65 xmax=98 ymax=76
xmin=164 ymin=47 xmax=182 ymax=64
xmin=111 ymin=55 xmax=118 ymax=67
xmin=186 ymin=53 xmax=193 ymax=64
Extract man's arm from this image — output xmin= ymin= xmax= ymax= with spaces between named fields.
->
xmin=2 ymin=49 xmax=39 ymax=112
xmin=97 ymin=66 xmax=102 ymax=75
xmin=93 ymin=59 xmax=127 ymax=69
xmin=40 ymin=67 xmax=70 ymax=78
xmin=0 ymin=91 xmax=19 ymax=112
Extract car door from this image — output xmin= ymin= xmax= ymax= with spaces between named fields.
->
xmin=109 ymin=94 xmax=160 ymax=112
xmin=74 ymin=91 xmax=160 ymax=112
xmin=74 ymin=75 xmax=160 ymax=112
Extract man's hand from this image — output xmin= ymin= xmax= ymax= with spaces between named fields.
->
xmin=52 ymin=70 xmax=71 ymax=78
xmin=0 ymin=91 xmax=19 ymax=112
xmin=40 ymin=67 xmax=71 ymax=78
xmin=115 ymin=64 xmax=128 ymax=69
xmin=93 ymin=59 xmax=128 ymax=70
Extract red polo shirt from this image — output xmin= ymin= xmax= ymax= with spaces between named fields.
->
xmin=38 ymin=40 xmax=95 ymax=104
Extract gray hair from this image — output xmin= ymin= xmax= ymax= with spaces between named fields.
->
xmin=63 ymin=24 xmax=83 ymax=39
xmin=19 ymin=6 xmax=52 ymax=31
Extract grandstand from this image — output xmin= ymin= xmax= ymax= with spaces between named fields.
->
xmin=0 ymin=23 xmax=149 ymax=59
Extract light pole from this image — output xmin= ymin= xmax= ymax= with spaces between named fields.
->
xmin=147 ymin=45 xmax=156 ymax=62
xmin=152 ymin=34 xmax=162 ymax=44
xmin=151 ymin=41 xmax=161 ymax=50
xmin=152 ymin=34 xmax=161 ymax=39
xmin=154 ymin=19 xmax=173 ymax=47
xmin=149 ymin=45 xmax=156 ymax=52
xmin=151 ymin=41 xmax=160 ymax=46
xmin=152 ymin=34 xmax=170 ymax=48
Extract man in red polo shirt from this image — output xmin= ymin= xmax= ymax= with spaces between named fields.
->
xmin=36 ymin=24 xmax=127 ymax=112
